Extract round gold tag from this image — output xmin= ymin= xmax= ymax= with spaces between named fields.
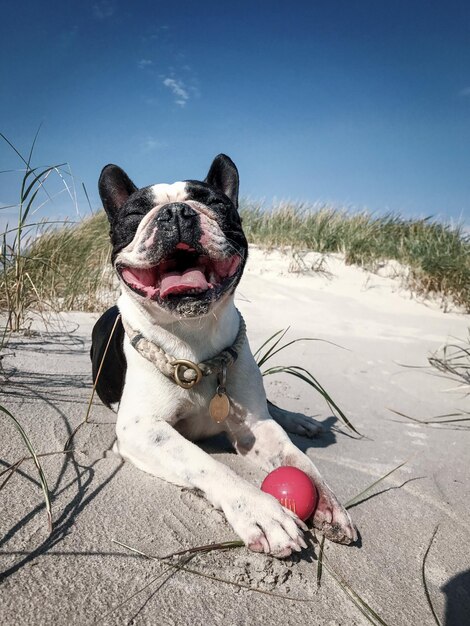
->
xmin=209 ymin=392 xmax=230 ymax=423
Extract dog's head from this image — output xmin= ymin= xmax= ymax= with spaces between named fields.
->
xmin=99 ymin=154 xmax=248 ymax=317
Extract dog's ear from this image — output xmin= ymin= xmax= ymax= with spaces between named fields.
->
xmin=99 ymin=164 xmax=138 ymax=219
xmin=205 ymin=154 xmax=239 ymax=209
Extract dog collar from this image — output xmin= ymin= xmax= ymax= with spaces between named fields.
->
xmin=121 ymin=309 xmax=246 ymax=391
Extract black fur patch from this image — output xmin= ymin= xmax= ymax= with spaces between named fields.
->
xmin=90 ymin=305 xmax=126 ymax=407
xmin=108 ymin=187 xmax=156 ymax=261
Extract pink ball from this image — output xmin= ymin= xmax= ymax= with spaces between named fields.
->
xmin=261 ymin=466 xmax=318 ymax=521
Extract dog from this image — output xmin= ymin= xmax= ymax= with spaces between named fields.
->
xmin=91 ymin=154 xmax=357 ymax=557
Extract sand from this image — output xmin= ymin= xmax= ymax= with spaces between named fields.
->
xmin=0 ymin=246 xmax=469 ymax=625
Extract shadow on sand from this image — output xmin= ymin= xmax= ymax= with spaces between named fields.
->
xmin=442 ymin=569 xmax=470 ymax=626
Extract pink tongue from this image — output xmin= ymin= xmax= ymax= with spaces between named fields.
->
xmin=160 ymin=268 xmax=209 ymax=297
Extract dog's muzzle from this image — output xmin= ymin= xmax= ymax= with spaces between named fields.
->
xmin=155 ymin=202 xmax=199 ymax=243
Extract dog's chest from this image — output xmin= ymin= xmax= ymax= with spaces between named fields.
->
xmin=121 ymin=354 xmax=228 ymax=441
xmin=155 ymin=381 xmax=229 ymax=440
xmin=173 ymin=408 xmax=226 ymax=441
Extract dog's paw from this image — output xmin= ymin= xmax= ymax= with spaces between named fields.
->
xmin=312 ymin=487 xmax=357 ymax=545
xmin=223 ymin=488 xmax=308 ymax=558
xmin=269 ymin=404 xmax=323 ymax=438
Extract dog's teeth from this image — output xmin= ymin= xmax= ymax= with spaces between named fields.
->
xmin=181 ymin=288 xmax=206 ymax=295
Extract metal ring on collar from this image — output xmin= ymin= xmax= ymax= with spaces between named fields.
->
xmin=172 ymin=359 xmax=203 ymax=389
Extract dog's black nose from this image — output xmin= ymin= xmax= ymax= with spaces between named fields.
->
xmin=156 ymin=203 xmax=197 ymax=224
xmin=155 ymin=203 xmax=200 ymax=245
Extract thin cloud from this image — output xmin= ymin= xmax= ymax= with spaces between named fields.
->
xmin=143 ymin=25 xmax=170 ymax=42
xmin=140 ymin=136 xmax=166 ymax=153
xmin=92 ymin=1 xmax=115 ymax=20
xmin=142 ymin=95 xmax=159 ymax=106
xmin=138 ymin=59 xmax=154 ymax=69
xmin=162 ymin=77 xmax=189 ymax=107
xmin=59 ymin=26 xmax=79 ymax=47
xmin=459 ymin=87 xmax=470 ymax=97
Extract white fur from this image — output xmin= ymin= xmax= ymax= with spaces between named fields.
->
xmin=150 ymin=181 xmax=188 ymax=205
xmin=115 ymin=289 xmax=357 ymax=557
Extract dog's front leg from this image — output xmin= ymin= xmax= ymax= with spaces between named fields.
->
xmin=116 ymin=418 xmax=308 ymax=557
xmin=227 ymin=415 xmax=357 ymax=545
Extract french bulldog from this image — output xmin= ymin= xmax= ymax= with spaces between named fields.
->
xmin=91 ymin=154 xmax=357 ymax=557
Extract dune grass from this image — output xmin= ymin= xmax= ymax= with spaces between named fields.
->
xmin=0 ymin=212 xmax=115 ymax=320
xmin=240 ymin=201 xmax=470 ymax=311
xmin=0 ymin=131 xmax=112 ymax=330
xmin=0 ymin=128 xmax=68 ymax=330
xmin=17 ymin=213 xmax=115 ymax=311
xmin=3 ymin=202 xmax=469 ymax=322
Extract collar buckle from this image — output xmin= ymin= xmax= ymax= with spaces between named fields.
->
xmin=172 ymin=359 xmax=203 ymax=389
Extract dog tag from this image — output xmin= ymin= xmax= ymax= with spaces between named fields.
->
xmin=210 ymin=366 xmax=230 ymax=423
xmin=209 ymin=391 xmax=230 ymax=423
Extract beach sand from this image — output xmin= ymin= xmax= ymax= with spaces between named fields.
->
xmin=1 ymin=246 xmax=469 ymax=625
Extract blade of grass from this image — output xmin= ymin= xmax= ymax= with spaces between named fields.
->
xmin=2 ymin=220 xmax=74 ymax=237
xmin=0 ymin=448 xmax=76 ymax=479
xmin=21 ymin=165 xmax=57 ymax=201
xmin=256 ymin=328 xmax=290 ymax=368
xmin=389 ymin=408 xmax=470 ymax=425
xmin=321 ymin=556 xmax=391 ymax=626
xmin=0 ymin=132 xmax=29 ymax=167
xmin=316 ymin=535 xmax=325 ymax=587
xmin=253 ymin=328 xmax=286 ymax=361
xmin=0 ymin=458 xmax=24 ymax=492
xmin=263 ymin=365 xmax=363 ymax=436
xmin=260 ymin=336 xmax=348 ymax=366
xmin=26 ymin=124 xmax=42 ymax=168
xmin=161 ymin=539 xmax=244 ymax=559
xmin=82 ymin=182 xmax=93 ymax=213
xmin=20 ymin=166 xmax=66 ymax=228
xmin=345 ymin=459 xmax=409 ymax=509
xmin=0 ymin=405 xmax=52 ymax=532
xmin=422 ymin=525 xmax=442 ymax=626
xmin=52 ymin=165 xmax=75 ymax=207
xmin=0 ymin=321 xmax=11 ymax=352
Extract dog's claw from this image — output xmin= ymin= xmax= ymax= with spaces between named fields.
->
xmin=312 ymin=487 xmax=358 ymax=545
xmin=314 ymin=519 xmax=357 ymax=545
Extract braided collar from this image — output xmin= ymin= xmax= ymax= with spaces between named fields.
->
xmin=121 ymin=310 xmax=246 ymax=389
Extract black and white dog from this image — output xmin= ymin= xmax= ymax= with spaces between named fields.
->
xmin=91 ymin=154 xmax=357 ymax=557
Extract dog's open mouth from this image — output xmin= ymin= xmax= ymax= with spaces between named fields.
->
xmin=119 ymin=247 xmax=241 ymax=301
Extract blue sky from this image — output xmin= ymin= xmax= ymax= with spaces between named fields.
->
xmin=1 ymin=0 xmax=470 ymax=227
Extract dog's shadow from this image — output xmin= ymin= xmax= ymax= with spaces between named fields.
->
xmin=291 ymin=414 xmax=338 ymax=451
